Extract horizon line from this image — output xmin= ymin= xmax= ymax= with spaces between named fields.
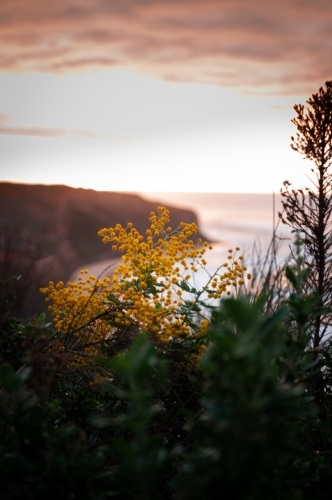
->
xmin=0 ymin=180 xmax=284 ymax=196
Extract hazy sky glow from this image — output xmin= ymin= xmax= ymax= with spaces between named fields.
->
xmin=1 ymin=0 xmax=331 ymax=192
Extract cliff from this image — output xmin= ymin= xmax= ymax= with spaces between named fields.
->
xmin=0 ymin=182 xmax=207 ymax=318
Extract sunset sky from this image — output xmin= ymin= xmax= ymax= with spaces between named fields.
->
xmin=1 ymin=0 xmax=331 ymax=193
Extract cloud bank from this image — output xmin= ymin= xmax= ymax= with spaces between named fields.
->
xmin=1 ymin=0 xmax=332 ymax=94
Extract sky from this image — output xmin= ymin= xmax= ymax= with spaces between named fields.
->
xmin=1 ymin=0 xmax=332 ymax=193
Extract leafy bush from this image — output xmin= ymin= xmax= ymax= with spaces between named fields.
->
xmin=174 ymin=297 xmax=316 ymax=499
xmin=2 ymin=107 xmax=332 ymax=500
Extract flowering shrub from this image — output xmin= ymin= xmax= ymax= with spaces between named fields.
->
xmin=1 ymin=246 xmax=328 ymax=500
xmin=40 ymin=207 xmax=250 ymax=359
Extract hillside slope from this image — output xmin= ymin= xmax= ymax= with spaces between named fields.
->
xmin=0 ymin=183 xmax=206 ymax=318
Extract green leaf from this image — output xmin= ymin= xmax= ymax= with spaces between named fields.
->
xmin=9 ymin=275 xmax=22 ymax=284
xmin=37 ymin=312 xmax=46 ymax=325
xmin=179 ymin=408 xmax=194 ymax=420
xmin=285 ymin=266 xmax=298 ymax=289
xmin=178 ymin=280 xmax=191 ymax=292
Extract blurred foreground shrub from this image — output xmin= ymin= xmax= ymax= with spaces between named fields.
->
xmin=1 ymin=211 xmax=332 ymax=499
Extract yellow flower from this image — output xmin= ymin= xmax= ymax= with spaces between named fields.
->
xmin=40 ymin=207 xmax=251 ymax=372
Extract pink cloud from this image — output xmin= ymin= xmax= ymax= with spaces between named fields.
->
xmin=0 ymin=113 xmax=100 ymax=137
xmin=1 ymin=0 xmax=332 ymax=94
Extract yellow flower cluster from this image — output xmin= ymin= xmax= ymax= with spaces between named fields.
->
xmin=211 ymin=248 xmax=251 ymax=298
xmin=40 ymin=272 xmax=118 ymax=355
xmin=41 ymin=207 xmax=250 ymax=351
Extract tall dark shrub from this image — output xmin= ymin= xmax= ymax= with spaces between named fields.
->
xmin=279 ymin=81 xmax=332 ymax=348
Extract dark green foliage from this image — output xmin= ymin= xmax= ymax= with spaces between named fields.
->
xmin=93 ymin=335 xmax=170 ymax=499
xmin=0 ymin=363 xmax=109 ymax=500
xmin=173 ymin=297 xmax=316 ymax=500
xmin=2 ymin=257 xmax=332 ymax=499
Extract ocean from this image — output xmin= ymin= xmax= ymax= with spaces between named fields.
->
xmin=140 ymin=192 xmax=294 ymax=267
xmin=70 ymin=193 xmax=294 ymax=293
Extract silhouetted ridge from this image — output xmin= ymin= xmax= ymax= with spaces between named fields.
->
xmin=0 ymin=182 xmax=207 ymax=318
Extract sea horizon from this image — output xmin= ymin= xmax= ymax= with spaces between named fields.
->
xmin=70 ymin=191 xmax=294 ymax=285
